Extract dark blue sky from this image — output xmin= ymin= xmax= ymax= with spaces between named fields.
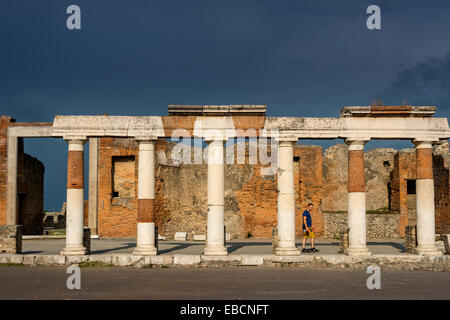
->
xmin=2 ymin=0 xmax=450 ymax=210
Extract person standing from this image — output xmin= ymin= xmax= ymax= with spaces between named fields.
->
xmin=302 ymin=203 xmax=319 ymax=253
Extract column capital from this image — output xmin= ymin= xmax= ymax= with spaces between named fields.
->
xmin=65 ymin=138 xmax=87 ymax=151
xmin=345 ymin=138 xmax=369 ymax=151
xmin=413 ymin=138 xmax=438 ymax=148
xmin=64 ymin=137 xmax=87 ymax=144
xmin=135 ymin=136 xmax=158 ymax=143
xmin=274 ymin=135 xmax=298 ymax=143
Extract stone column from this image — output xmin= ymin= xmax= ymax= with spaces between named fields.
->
xmin=88 ymin=137 xmax=99 ymax=236
xmin=414 ymin=139 xmax=442 ymax=256
xmin=133 ymin=139 xmax=157 ymax=256
xmin=275 ymin=139 xmax=300 ymax=255
xmin=6 ymin=134 xmax=18 ymax=225
xmin=346 ymin=139 xmax=370 ymax=256
xmin=61 ymin=139 xmax=87 ymax=256
xmin=204 ymin=139 xmax=227 ymax=255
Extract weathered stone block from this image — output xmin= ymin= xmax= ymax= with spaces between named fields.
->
xmin=173 ymin=254 xmax=201 ymax=265
xmin=67 ymin=255 xmax=89 ymax=265
xmin=241 ymin=255 xmax=264 ymax=266
xmin=442 ymin=234 xmax=450 ymax=255
xmin=88 ymin=255 xmax=113 ymax=264
xmin=34 ymin=255 xmax=66 ymax=266
xmin=272 ymin=228 xmax=278 ymax=253
xmin=147 ymin=255 xmax=173 ymax=265
xmin=0 ymin=225 xmax=22 ymax=254
xmin=23 ymin=255 xmax=35 ymax=265
xmin=339 ymin=228 xmax=349 ymax=254
xmin=83 ymin=227 xmax=91 ymax=254
xmin=174 ymin=232 xmax=187 ymax=241
xmin=193 ymin=234 xmax=206 ymax=241
xmin=405 ymin=225 xmax=417 ymax=253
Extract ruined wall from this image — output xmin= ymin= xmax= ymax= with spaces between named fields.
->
xmin=17 ymin=152 xmax=45 ymax=234
xmin=0 ymin=116 xmax=45 ymax=234
xmin=434 ymin=153 xmax=450 ymax=234
xmin=321 ymin=144 xmax=402 ymax=238
xmin=97 ymin=137 xmax=139 ymax=238
xmin=322 ymin=144 xmax=396 ymax=212
xmin=324 ymin=212 xmax=400 ymax=239
xmin=295 ymin=146 xmax=323 ymax=236
xmin=97 ymin=138 xmax=324 ymax=239
xmin=0 ymin=116 xmax=12 ymax=226
xmin=390 ymin=149 xmax=416 ymax=236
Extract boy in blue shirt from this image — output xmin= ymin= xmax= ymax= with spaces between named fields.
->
xmin=302 ymin=203 xmax=319 ymax=253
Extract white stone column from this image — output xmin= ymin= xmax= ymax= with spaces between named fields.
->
xmin=414 ymin=139 xmax=442 ymax=256
xmin=6 ymin=134 xmax=18 ymax=225
xmin=61 ymin=138 xmax=87 ymax=256
xmin=275 ymin=139 xmax=300 ymax=255
xmin=133 ymin=139 xmax=158 ymax=255
xmin=346 ymin=139 xmax=370 ymax=256
xmin=204 ymin=139 xmax=227 ymax=255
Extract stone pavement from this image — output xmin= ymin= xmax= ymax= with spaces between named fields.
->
xmin=1 ymin=267 xmax=450 ymax=299
xmin=22 ymin=238 xmax=407 ymax=255
xmin=0 ymin=238 xmax=443 ymax=271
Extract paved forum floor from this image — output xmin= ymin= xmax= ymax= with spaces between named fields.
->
xmin=0 ymin=267 xmax=449 ymax=299
xmin=22 ymin=238 xmax=408 ymax=255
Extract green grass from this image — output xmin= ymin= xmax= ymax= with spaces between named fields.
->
xmin=0 ymin=263 xmax=24 ymax=267
xmin=160 ymin=265 xmax=170 ymax=269
xmin=78 ymin=261 xmax=113 ymax=268
xmin=45 ymin=228 xmax=66 ymax=235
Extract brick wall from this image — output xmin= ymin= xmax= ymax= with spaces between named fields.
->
xmin=0 ymin=116 xmax=13 ymax=225
xmin=96 ymin=138 xmax=325 ymax=239
xmin=0 ymin=116 xmax=46 ymax=234
xmin=295 ymin=146 xmax=323 ymax=236
xmin=97 ymin=137 xmax=139 ymax=238
xmin=390 ymin=150 xmax=416 ymax=236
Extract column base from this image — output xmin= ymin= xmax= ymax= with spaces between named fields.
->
xmin=275 ymin=247 xmax=300 ymax=256
xmin=133 ymin=245 xmax=158 ymax=256
xmin=60 ymin=245 xmax=86 ymax=256
xmin=204 ymin=246 xmax=228 ymax=256
xmin=346 ymin=246 xmax=371 ymax=256
xmin=416 ymin=245 xmax=443 ymax=256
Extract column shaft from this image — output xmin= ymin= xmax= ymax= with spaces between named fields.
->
xmin=204 ymin=140 xmax=227 ymax=255
xmin=134 ymin=140 xmax=157 ymax=255
xmin=6 ymin=134 xmax=18 ymax=225
xmin=61 ymin=139 xmax=86 ymax=256
xmin=346 ymin=140 xmax=370 ymax=256
xmin=88 ymin=137 xmax=99 ymax=235
xmin=415 ymin=141 xmax=441 ymax=256
xmin=275 ymin=140 xmax=300 ymax=255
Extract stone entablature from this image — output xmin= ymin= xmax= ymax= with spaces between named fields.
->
xmin=168 ymin=105 xmax=267 ymax=116
xmin=46 ymin=105 xmax=450 ymax=141
xmin=341 ymin=106 xmax=436 ymax=118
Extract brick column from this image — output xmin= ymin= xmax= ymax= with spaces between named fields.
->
xmin=61 ymin=139 xmax=87 ymax=256
xmin=275 ymin=139 xmax=300 ymax=255
xmin=346 ymin=139 xmax=370 ymax=256
xmin=414 ymin=139 xmax=442 ymax=256
xmin=204 ymin=139 xmax=227 ymax=255
xmin=133 ymin=139 xmax=158 ymax=255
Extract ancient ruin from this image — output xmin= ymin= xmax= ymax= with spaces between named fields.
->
xmin=1 ymin=105 xmax=449 ymax=257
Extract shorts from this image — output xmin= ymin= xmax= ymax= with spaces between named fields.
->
xmin=303 ymin=227 xmax=315 ymax=239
